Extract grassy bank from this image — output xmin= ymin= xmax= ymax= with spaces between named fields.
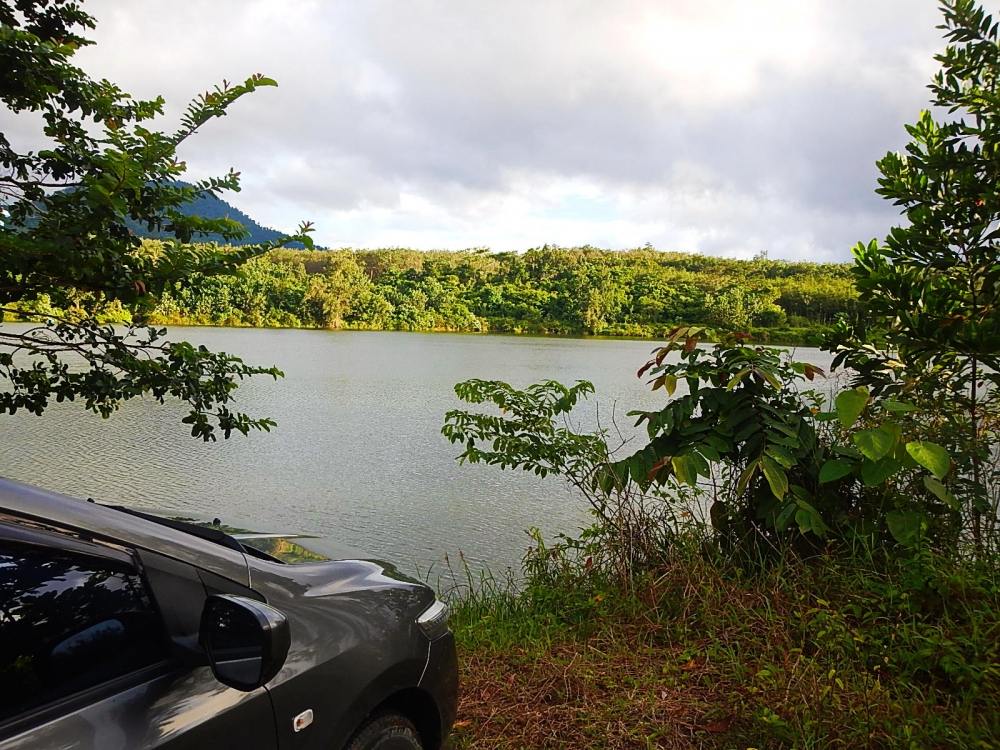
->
xmin=443 ymin=542 xmax=1000 ymax=749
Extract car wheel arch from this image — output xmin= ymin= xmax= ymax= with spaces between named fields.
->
xmin=365 ymin=687 xmax=441 ymax=750
xmin=338 ymin=685 xmax=442 ymax=750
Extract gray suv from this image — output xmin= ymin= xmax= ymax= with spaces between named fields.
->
xmin=0 ymin=477 xmax=458 ymax=749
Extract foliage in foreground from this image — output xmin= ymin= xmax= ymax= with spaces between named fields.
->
xmin=0 ymin=0 xmax=311 ymax=440
xmin=442 ymin=331 xmax=991 ymax=585
xmin=827 ymin=0 xmax=1000 ymax=553
xmin=618 ymin=331 xmax=979 ymax=556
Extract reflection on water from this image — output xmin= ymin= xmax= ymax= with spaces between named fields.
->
xmin=0 ymin=326 xmax=834 ymax=574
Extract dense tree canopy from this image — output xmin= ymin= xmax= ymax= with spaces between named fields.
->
xmin=0 ymin=0 xmax=311 ymax=439
xmin=28 ymin=244 xmax=855 ymax=344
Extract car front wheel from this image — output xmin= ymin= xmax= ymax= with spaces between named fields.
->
xmin=346 ymin=713 xmax=424 ymax=750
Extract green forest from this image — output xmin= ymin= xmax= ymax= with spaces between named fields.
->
xmin=20 ymin=244 xmax=856 ymax=343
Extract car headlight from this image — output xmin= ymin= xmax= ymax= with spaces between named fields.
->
xmin=416 ymin=600 xmax=449 ymax=640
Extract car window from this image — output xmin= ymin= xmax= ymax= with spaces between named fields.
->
xmin=0 ymin=538 xmax=168 ymax=722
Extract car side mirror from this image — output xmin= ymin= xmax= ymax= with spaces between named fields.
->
xmin=199 ymin=594 xmax=290 ymax=691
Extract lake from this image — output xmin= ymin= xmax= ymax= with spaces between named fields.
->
xmin=0 ymin=326 xmax=835 ymax=576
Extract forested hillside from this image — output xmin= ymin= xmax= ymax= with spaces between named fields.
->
xmin=123 ymin=186 xmax=297 ymax=246
xmin=139 ymin=244 xmax=855 ymax=342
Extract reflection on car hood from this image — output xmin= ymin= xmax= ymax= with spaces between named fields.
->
xmin=235 ymin=533 xmax=424 ymax=585
xmin=232 ymin=533 xmax=369 ymax=564
xmin=166 ymin=515 xmax=371 ymax=564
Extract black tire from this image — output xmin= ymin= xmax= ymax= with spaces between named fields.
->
xmin=345 ymin=713 xmax=424 ymax=750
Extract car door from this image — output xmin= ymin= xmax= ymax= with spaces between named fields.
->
xmin=0 ymin=519 xmax=278 ymax=750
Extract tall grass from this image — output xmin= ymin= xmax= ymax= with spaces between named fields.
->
xmin=444 ymin=533 xmax=1000 ymax=749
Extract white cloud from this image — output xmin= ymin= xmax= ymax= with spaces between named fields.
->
xmin=5 ymin=0 xmax=947 ymax=258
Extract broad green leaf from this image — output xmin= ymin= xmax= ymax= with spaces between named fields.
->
xmin=835 ymin=387 xmax=870 ymax=429
xmin=765 ymin=445 xmax=796 ymax=469
xmin=894 ymin=441 xmax=919 ymax=468
xmin=596 ymin=467 xmax=617 ymax=494
xmin=689 ymin=450 xmax=711 ymax=478
xmin=671 ymin=454 xmax=699 ymax=487
xmin=923 ymin=476 xmax=959 ymax=510
xmin=727 ymin=369 xmax=751 ymax=390
xmin=883 ymin=400 xmax=918 ymax=413
xmin=775 ymin=502 xmax=796 ymax=531
xmin=663 ymin=374 xmax=677 ymax=396
xmin=819 ymin=459 xmax=853 ymax=483
xmin=852 ymin=424 xmax=899 ymax=462
xmin=699 ymin=443 xmax=720 ymax=462
xmin=905 ymin=441 xmax=950 ymax=479
xmin=794 ymin=508 xmax=812 ymax=534
xmin=794 ymin=500 xmax=829 ymax=537
xmin=886 ymin=510 xmax=926 ymax=546
xmin=789 ymin=484 xmax=811 ymax=501
xmin=861 ymin=457 xmax=901 ymax=487
xmin=767 ymin=433 xmax=802 ymax=449
xmin=735 ymin=460 xmax=758 ymax=494
xmin=833 ymin=446 xmax=863 ymax=463
xmin=760 ymin=455 xmax=788 ymax=499
xmin=763 ymin=417 xmax=800 ymax=439
xmin=627 ymin=454 xmax=652 ymax=486
xmin=881 ymin=421 xmax=903 ymax=445
xmin=704 ymin=434 xmax=730 ymax=453
xmin=757 ymin=368 xmax=783 ymax=390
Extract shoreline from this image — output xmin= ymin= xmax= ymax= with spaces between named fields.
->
xmin=135 ymin=319 xmax=829 ymax=348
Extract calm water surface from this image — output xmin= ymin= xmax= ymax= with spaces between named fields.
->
xmin=0 ymin=326 xmax=834 ymax=575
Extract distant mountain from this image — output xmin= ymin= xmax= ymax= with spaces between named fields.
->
xmin=125 ymin=185 xmax=303 ymax=247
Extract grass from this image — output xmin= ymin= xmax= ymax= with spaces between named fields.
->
xmin=442 ymin=543 xmax=1000 ymax=749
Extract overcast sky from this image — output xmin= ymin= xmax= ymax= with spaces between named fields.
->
xmin=26 ymin=2 xmax=951 ymax=259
